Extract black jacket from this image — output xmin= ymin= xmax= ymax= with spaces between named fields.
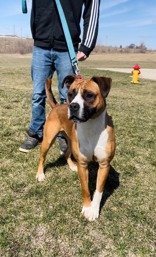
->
xmin=31 ymin=0 xmax=100 ymax=56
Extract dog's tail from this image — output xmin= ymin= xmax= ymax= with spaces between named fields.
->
xmin=45 ymin=78 xmax=58 ymax=109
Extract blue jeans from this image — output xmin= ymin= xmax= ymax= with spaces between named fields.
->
xmin=28 ymin=46 xmax=74 ymax=138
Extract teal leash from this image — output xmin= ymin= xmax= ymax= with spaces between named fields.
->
xmin=54 ymin=0 xmax=80 ymax=75
xmin=22 ymin=0 xmax=27 ymax=13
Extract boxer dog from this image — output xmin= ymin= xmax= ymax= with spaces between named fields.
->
xmin=36 ymin=76 xmax=116 ymax=221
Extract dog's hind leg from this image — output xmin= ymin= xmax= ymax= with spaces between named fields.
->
xmin=36 ymin=121 xmax=60 ymax=181
xmin=63 ymin=137 xmax=77 ymax=172
xmin=67 ymin=157 xmax=77 ymax=172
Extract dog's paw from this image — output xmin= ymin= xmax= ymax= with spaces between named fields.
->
xmin=81 ymin=205 xmax=99 ymax=221
xmin=67 ymin=159 xmax=78 ymax=172
xmin=69 ymin=162 xmax=78 ymax=172
xmin=36 ymin=172 xmax=45 ymax=182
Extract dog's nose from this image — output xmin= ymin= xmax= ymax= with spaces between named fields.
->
xmin=70 ymin=102 xmax=80 ymax=112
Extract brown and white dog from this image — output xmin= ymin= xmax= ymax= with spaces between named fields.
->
xmin=36 ymin=76 xmax=116 ymax=221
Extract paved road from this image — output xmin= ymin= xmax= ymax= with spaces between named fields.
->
xmin=96 ymin=68 xmax=156 ymax=81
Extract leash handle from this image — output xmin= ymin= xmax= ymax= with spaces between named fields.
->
xmin=22 ymin=0 xmax=27 ymax=13
xmin=54 ymin=0 xmax=80 ymax=75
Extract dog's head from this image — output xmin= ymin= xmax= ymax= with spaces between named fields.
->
xmin=63 ymin=75 xmax=112 ymax=122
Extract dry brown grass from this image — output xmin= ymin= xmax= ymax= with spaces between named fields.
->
xmin=80 ymin=52 xmax=156 ymax=69
xmin=0 ymin=37 xmax=33 ymax=54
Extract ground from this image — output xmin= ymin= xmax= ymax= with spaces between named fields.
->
xmin=0 ymin=53 xmax=155 ymax=257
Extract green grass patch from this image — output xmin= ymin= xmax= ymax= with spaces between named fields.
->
xmin=0 ymin=55 xmax=155 ymax=257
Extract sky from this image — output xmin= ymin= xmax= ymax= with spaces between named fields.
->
xmin=0 ymin=0 xmax=156 ymax=49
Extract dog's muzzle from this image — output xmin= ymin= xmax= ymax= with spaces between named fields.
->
xmin=70 ymin=102 xmax=80 ymax=113
xmin=69 ymin=102 xmax=81 ymax=122
xmin=68 ymin=102 xmax=85 ymax=122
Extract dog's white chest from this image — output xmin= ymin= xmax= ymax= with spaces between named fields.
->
xmin=94 ymin=129 xmax=108 ymax=160
xmin=77 ymin=111 xmax=108 ymax=161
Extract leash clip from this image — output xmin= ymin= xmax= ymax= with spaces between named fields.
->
xmin=73 ymin=61 xmax=80 ymax=75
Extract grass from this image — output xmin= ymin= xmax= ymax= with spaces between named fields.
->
xmin=80 ymin=52 xmax=156 ymax=69
xmin=0 ymin=54 xmax=155 ymax=257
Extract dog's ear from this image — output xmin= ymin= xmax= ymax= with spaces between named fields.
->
xmin=91 ymin=77 xmax=112 ymax=97
xmin=62 ymin=75 xmax=75 ymax=89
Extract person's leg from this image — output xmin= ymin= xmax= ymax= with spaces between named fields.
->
xmin=29 ymin=46 xmax=54 ymax=138
xmin=54 ymin=51 xmax=74 ymax=103
xmin=54 ymin=51 xmax=74 ymax=153
xmin=19 ymin=46 xmax=53 ymax=152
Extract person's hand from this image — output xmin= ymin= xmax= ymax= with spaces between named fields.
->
xmin=77 ymin=51 xmax=87 ymax=61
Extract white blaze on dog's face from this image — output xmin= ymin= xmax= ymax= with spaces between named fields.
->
xmin=69 ymin=89 xmax=84 ymax=120
xmin=63 ymin=76 xmax=112 ymax=122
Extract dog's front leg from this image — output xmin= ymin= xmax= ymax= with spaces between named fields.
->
xmin=78 ymin=160 xmax=108 ymax=222
xmin=91 ymin=161 xmax=110 ymax=219
xmin=81 ymin=161 xmax=110 ymax=221
xmin=77 ymin=162 xmax=92 ymax=219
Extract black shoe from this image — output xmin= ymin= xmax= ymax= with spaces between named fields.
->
xmin=57 ymin=132 xmax=68 ymax=155
xmin=19 ymin=135 xmax=40 ymax=153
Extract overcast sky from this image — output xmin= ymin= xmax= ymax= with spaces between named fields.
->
xmin=0 ymin=0 xmax=156 ymax=49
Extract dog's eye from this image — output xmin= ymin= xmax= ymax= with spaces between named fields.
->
xmin=86 ymin=92 xmax=94 ymax=98
xmin=68 ymin=90 xmax=77 ymax=102
xmin=83 ymin=91 xmax=96 ymax=101
xmin=68 ymin=92 xmax=73 ymax=98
